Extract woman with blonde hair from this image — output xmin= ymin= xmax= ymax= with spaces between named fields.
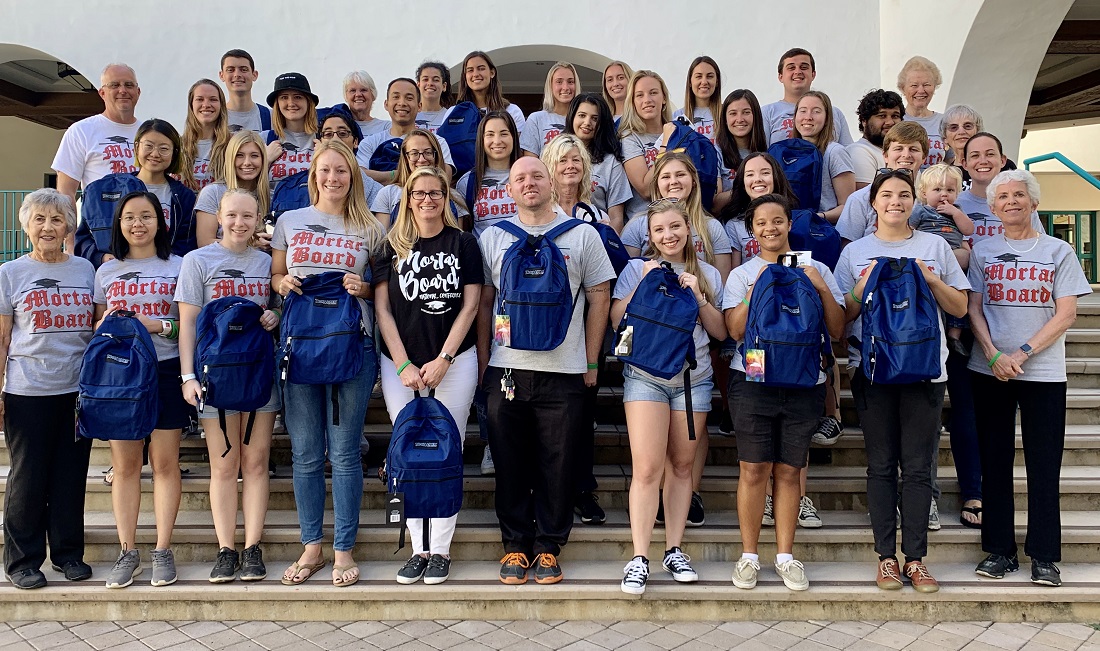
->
xmin=194 ymin=130 xmax=270 ymax=248
xmin=371 ymin=129 xmax=460 ymax=227
xmin=521 ymin=62 xmax=580 ymax=157
xmin=271 ymin=139 xmax=386 ymax=588
xmin=262 ymin=72 xmax=320 ymax=185
xmin=618 ymin=70 xmax=675 ymax=218
xmin=180 ymin=79 xmax=231 ymax=191
xmin=602 ymin=61 xmax=635 ymax=121
xmin=374 ymin=166 xmax=483 ymax=585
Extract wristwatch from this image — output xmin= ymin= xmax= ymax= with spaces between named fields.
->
xmin=1020 ymin=343 xmax=1034 ymax=358
xmin=439 ymin=352 xmax=456 ymax=364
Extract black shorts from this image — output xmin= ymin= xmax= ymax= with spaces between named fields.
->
xmin=155 ymin=357 xmax=192 ymax=431
xmin=730 ymin=370 xmax=825 ymax=467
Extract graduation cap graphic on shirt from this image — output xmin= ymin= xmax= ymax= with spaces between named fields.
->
xmin=107 ymin=136 xmax=130 ymax=144
xmin=692 ymin=115 xmax=706 ymax=125
xmin=282 ymin=142 xmax=299 ymax=152
xmin=480 ymin=178 xmax=497 ymax=188
xmin=550 ymin=123 xmax=565 ymax=130
xmin=995 ymin=253 xmax=1020 ymax=265
xmin=304 ymin=224 xmax=330 ymax=234
xmin=33 ymin=278 xmax=62 ymax=295
xmin=117 ymin=271 xmax=142 ymax=281
xmin=415 ymin=119 xmax=430 ymax=128
xmin=221 ymin=269 xmax=246 ymax=279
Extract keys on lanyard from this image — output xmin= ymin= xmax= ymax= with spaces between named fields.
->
xmin=501 ymin=368 xmax=515 ymax=401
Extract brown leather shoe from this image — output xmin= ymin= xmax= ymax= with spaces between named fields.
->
xmin=876 ymin=558 xmax=903 ymax=590
xmin=903 ymin=560 xmax=940 ymax=593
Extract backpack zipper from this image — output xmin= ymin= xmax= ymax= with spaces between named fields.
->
xmin=626 ymin=312 xmax=693 ymax=334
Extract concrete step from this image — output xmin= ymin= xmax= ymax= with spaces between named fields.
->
xmin=1066 ymin=329 xmax=1100 ymax=358
xmin=6 ymin=560 xmax=1100 ymax=622
xmin=1073 ymin=303 xmax=1100 ymax=329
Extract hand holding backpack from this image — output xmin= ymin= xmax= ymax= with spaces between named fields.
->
xmin=856 ymin=257 xmax=941 ymax=384
xmin=77 ymin=310 xmax=159 ymax=441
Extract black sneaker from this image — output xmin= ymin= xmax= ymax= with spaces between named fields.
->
xmin=974 ymin=553 xmax=1019 ymax=579
xmin=574 ymin=492 xmax=606 ymax=525
xmin=51 ymin=560 xmax=92 ymax=581
xmin=239 ymin=544 xmax=266 ymax=581
xmin=811 ymin=416 xmax=844 ymax=446
xmin=1031 ymin=561 xmax=1062 ymax=587
xmin=397 ymin=555 xmax=429 ymax=584
xmin=687 ymin=492 xmax=705 ymax=527
xmin=533 ymin=553 xmax=563 ymax=584
xmin=8 ymin=568 xmax=46 ymax=590
xmin=655 ymin=492 xmax=665 ymax=526
xmin=498 ymin=552 xmax=530 ymax=585
xmin=424 ymin=554 xmax=451 ymax=585
xmin=661 ymin=547 xmax=698 ymax=583
xmin=620 ymin=556 xmax=649 ymax=595
xmin=717 ymin=410 xmax=734 ymax=436
xmin=209 ymin=547 xmax=240 ymax=583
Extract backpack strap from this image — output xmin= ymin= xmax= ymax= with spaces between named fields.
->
xmin=463 ymin=177 xmax=478 ymax=219
xmin=544 ymin=218 xmax=584 ymax=241
xmin=218 ymin=409 xmax=231 ymax=458
xmin=683 ymin=354 xmax=698 ymax=441
xmin=493 ymin=220 xmax=528 ymax=240
xmin=331 ymin=386 xmax=341 ymax=427
xmin=572 ymin=201 xmax=599 ymax=223
xmin=243 ymin=411 xmax=257 ymax=447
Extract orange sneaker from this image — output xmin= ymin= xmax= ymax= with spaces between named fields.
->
xmin=903 ymin=560 xmax=940 ymax=593
xmin=533 ymin=553 xmax=563 ymax=584
xmin=876 ymin=558 xmax=903 ymax=590
xmin=499 ymin=552 xmax=530 ymax=585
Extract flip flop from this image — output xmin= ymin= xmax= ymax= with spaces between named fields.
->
xmin=332 ymin=563 xmax=360 ymax=588
xmin=960 ymin=505 xmax=982 ymax=529
xmin=280 ymin=559 xmax=327 ymax=585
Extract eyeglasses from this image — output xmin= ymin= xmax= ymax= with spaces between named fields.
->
xmin=410 ymin=190 xmax=445 ymax=200
xmin=139 ymin=142 xmax=173 ymax=156
xmin=120 ymin=215 xmax=157 ymax=225
xmin=875 ymin=167 xmax=913 ymax=177
xmin=321 ymin=129 xmax=352 ymax=140
xmin=405 ymin=149 xmax=437 ymax=161
xmin=103 ymin=82 xmax=139 ymax=90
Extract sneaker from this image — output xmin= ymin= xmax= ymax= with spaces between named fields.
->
xmin=105 ymin=549 xmax=142 ymax=589
xmin=498 ymin=552 xmax=530 ymax=585
xmin=876 ymin=558 xmax=903 ymax=590
xmin=903 ymin=560 xmax=940 ymax=593
xmin=51 ymin=560 xmax=93 ymax=581
xmin=397 ymin=555 xmax=429 ymax=585
xmin=762 ymin=494 xmax=775 ymax=527
xmin=574 ymin=492 xmax=606 ymax=525
xmin=150 ymin=549 xmax=177 ymax=587
xmin=371 ymin=374 xmax=383 ymax=399
xmin=717 ymin=410 xmax=734 ymax=436
xmin=975 ymin=553 xmax=1020 ymax=579
xmin=927 ymin=499 xmax=941 ymax=531
xmin=268 ymin=460 xmax=277 ymax=478
xmin=661 ymin=547 xmax=698 ymax=583
xmin=1031 ymin=561 xmax=1062 ymax=587
xmin=480 ymin=445 xmax=495 ymax=476
xmin=687 ymin=492 xmax=705 ymax=527
xmin=533 ymin=553 xmax=563 ymax=584
xmin=209 ymin=547 xmax=240 ymax=583
xmin=621 ymin=556 xmax=649 ymax=595
xmin=798 ymin=496 xmax=823 ymax=528
xmin=775 ymin=558 xmax=810 ymax=591
xmin=811 ymin=416 xmax=844 ymax=446
xmin=240 ymin=544 xmax=266 ymax=582
xmin=732 ymin=556 xmax=760 ymax=589
xmin=424 ymin=554 xmax=451 ymax=585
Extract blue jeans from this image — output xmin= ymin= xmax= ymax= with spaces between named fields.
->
xmin=283 ymin=345 xmax=377 ymax=551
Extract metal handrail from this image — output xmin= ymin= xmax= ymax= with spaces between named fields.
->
xmin=1023 ymin=152 xmax=1100 ymax=192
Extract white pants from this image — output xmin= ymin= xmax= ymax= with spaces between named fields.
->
xmin=381 ymin=349 xmax=476 ymax=555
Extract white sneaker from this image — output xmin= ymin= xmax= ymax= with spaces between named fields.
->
xmin=798 ymin=496 xmax=823 ymax=528
xmin=620 ymin=556 xmax=649 ymax=595
xmin=480 ymin=445 xmax=495 ymax=476
xmin=775 ymin=558 xmax=810 ymax=591
xmin=928 ymin=499 xmax=941 ymax=531
xmin=762 ymin=494 xmax=775 ymax=527
xmin=732 ymin=556 xmax=760 ymax=589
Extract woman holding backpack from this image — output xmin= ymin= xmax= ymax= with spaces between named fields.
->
xmin=521 ymin=62 xmax=580 ymax=157
xmin=271 ymin=140 xmax=386 ymax=588
xmin=721 ymin=153 xmax=800 ymax=268
xmin=564 ymin=93 xmax=631 ymax=231
xmin=835 ymin=169 xmax=969 ymax=593
xmin=792 ymin=90 xmax=855 ymax=222
xmin=374 ymin=166 xmax=483 ymax=585
xmin=612 ymin=198 xmax=727 ymax=594
xmin=93 ymin=191 xmax=188 ymax=589
xmin=176 ymin=189 xmax=281 ymax=583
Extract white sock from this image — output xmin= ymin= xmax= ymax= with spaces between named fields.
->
xmin=741 ymin=552 xmax=759 ymax=563
xmin=776 ymin=553 xmax=794 ymax=565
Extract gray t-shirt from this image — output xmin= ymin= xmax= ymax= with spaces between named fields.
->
xmin=721 ymin=255 xmax=844 ymax=382
xmin=717 ymin=147 xmax=751 ymax=193
xmin=520 ymin=111 xmax=568 ymax=156
xmin=621 ymin=214 xmax=732 ymax=263
xmin=590 ymin=154 xmax=633 ymax=213
xmin=174 ymin=243 xmax=272 ymax=309
xmin=357 ymin=130 xmax=454 ymax=171
xmin=836 ymin=185 xmax=876 ymax=242
xmin=620 ymin=131 xmax=661 ymax=219
xmin=193 ymin=139 xmax=215 ymax=190
xmin=228 ymin=106 xmax=263 ymax=133
xmin=847 ymin=138 xmax=884 ymax=185
xmin=195 ymin=181 xmax=228 ymax=216
xmin=725 ymin=218 xmax=759 ymax=261
xmin=834 ymin=230 xmax=971 ymax=381
xmin=456 ymin=168 xmax=514 ymax=238
xmin=614 ymin=258 xmax=723 ymax=384
xmin=94 ymin=255 xmax=183 ymax=361
xmin=415 ymin=109 xmax=450 ymax=134
xmin=762 ymin=100 xmax=854 ymax=147
xmin=358 ymin=119 xmax=392 ymax=139
xmin=819 ymin=142 xmax=854 ymax=212
xmin=904 ymin=112 xmax=946 ymax=169
xmin=672 ymin=107 xmax=717 ymax=144
xmin=262 ymin=130 xmax=315 ymax=184
xmin=0 ymin=255 xmax=95 ymax=395
xmin=967 ymin=235 xmax=1092 ymax=382
xmin=145 ymin=181 xmax=174 ymax=231
xmin=955 ymin=190 xmax=1046 ymax=247
xmin=479 ymin=212 xmax=616 ymax=374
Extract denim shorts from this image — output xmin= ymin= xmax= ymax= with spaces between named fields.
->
xmin=198 ymin=371 xmax=282 ymax=419
xmin=622 ymin=365 xmax=713 ymax=412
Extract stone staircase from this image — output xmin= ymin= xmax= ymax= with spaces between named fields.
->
xmin=2 ymin=303 xmax=1100 ymax=622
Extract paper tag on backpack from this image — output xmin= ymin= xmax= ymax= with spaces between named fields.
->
xmin=613 ymin=325 xmax=634 ymax=356
xmin=493 ymin=314 xmax=511 ymax=347
xmin=745 ymin=349 xmax=766 ymax=382
xmin=385 ymin=492 xmax=406 ymax=527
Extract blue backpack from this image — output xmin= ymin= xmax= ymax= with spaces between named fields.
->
xmin=383 ymin=390 xmax=464 ymax=549
xmin=368 ymin=137 xmax=404 ymax=172
xmin=615 ymin=262 xmax=700 ymax=438
xmin=435 ymin=101 xmax=482 ymax=179
xmin=269 ymin=169 xmax=310 ymax=222
xmin=572 ymin=202 xmax=631 ymax=276
xmin=278 ymin=271 xmax=366 ymax=424
xmin=666 ymin=116 xmax=719 ymax=213
xmin=789 ymin=208 xmax=841 ymax=270
xmin=494 ymin=219 xmax=584 ymax=351
xmin=743 ymin=264 xmax=832 ymax=388
xmin=768 ymin=138 xmax=823 ymax=213
xmin=858 ymin=257 xmax=942 ymax=384
xmin=74 ymin=174 xmax=147 ymax=268
xmin=195 ymin=296 xmax=275 ymax=455
xmin=77 ymin=310 xmax=159 ymax=441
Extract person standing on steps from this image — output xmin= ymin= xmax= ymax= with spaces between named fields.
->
xmin=477 ymin=156 xmax=615 ymax=585
xmin=322 ymin=71 xmax=391 ymax=139
xmin=672 ymin=56 xmax=722 ymax=144
xmin=179 ymin=79 xmax=231 ymax=192
xmin=602 ymin=61 xmax=635 ymax=123
xmin=521 ymin=62 xmax=580 ymax=157
xmin=415 ymin=61 xmax=455 ymax=134
xmin=262 ymin=72 xmax=319 ymax=187
xmin=563 ymin=93 xmax=631 ymax=231
xmin=219 ymin=49 xmax=271 ymax=134
xmin=359 ymin=78 xmax=456 ymax=183
xmin=898 ymin=56 xmax=946 ymax=169
xmin=456 ymin=51 xmax=526 ymax=134
xmin=969 ymin=170 xmax=1091 ymax=588
xmin=761 ymin=48 xmax=853 ymax=147
xmin=847 ymin=89 xmax=904 ymax=189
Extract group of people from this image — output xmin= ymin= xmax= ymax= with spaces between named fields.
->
xmin=0 ymin=46 xmax=1087 ymax=597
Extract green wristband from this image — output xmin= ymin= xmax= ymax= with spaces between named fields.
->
xmin=849 ymin=288 xmax=860 ymax=303
xmin=988 ymin=351 xmax=1002 ymax=368
xmin=587 ymin=363 xmax=598 ymax=370
xmin=397 ymin=360 xmax=413 ymax=374
xmin=741 ymin=298 xmax=749 ymax=307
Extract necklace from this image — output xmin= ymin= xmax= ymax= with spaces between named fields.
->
xmin=1003 ymin=233 xmax=1040 ymax=254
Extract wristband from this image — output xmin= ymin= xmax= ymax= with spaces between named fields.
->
xmin=397 ymin=360 xmax=413 ymax=374
xmin=988 ymin=351 xmax=1002 ymax=368
xmin=587 ymin=363 xmax=598 ymax=370
xmin=696 ymin=297 xmax=708 ymax=308
xmin=741 ymin=298 xmax=749 ymax=307
xmin=159 ymin=319 xmax=172 ymax=337
xmin=167 ymin=319 xmax=179 ymax=341
xmin=849 ymin=288 xmax=861 ymax=303
xmin=180 ymin=373 xmax=196 ymax=383
xmin=269 ymin=307 xmax=282 ymax=319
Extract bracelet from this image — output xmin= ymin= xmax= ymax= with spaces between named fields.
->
xmin=167 ymin=319 xmax=179 ymax=341
xmin=988 ymin=351 xmax=1002 ymax=368
xmin=741 ymin=298 xmax=749 ymax=307
xmin=849 ymin=288 xmax=861 ymax=303
xmin=696 ymin=297 xmax=708 ymax=308
xmin=587 ymin=362 xmax=598 ymax=370
xmin=269 ymin=307 xmax=282 ymax=319
xmin=397 ymin=360 xmax=413 ymax=374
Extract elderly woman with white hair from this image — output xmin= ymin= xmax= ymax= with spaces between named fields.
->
xmin=897 ymin=56 xmax=946 ymax=168
xmin=0 ymin=189 xmax=96 ymax=589
xmin=968 ymin=169 xmax=1091 ymax=587
xmin=322 ymin=70 xmax=391 ymax=139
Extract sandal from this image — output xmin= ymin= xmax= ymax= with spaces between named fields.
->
xmin=960 ymin=504 xmax=983 ymax=529
xmin=332 ymin=563 xmax=360 ymax=588
xmin=280 ymin=559 xmax=327 ymax=585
